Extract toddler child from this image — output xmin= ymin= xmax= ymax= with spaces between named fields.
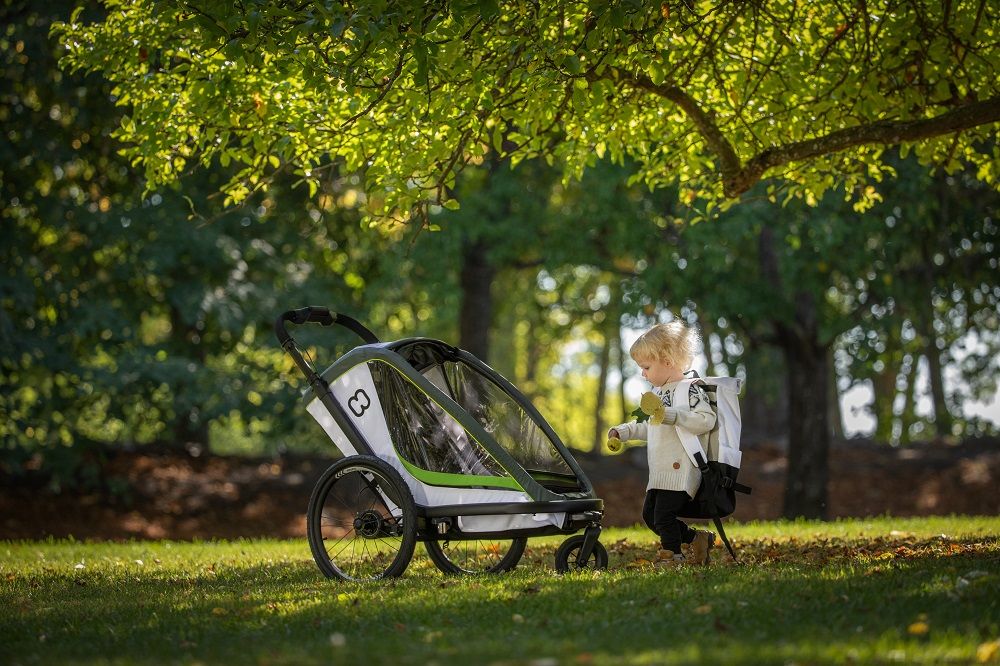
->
xmin=608 ymin=320 xmax=716 ymax=566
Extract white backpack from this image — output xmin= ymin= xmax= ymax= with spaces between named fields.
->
xmin=673 ymin=375 xmax=744 ymax=474
xmin=673 ymin=374 xmax=751 ymax=561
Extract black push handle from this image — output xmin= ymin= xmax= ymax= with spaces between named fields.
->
xmin=274 ymin=306 xmax=380 ymax=349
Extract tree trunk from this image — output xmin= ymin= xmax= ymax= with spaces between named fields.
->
xmin=899 ymin=354 xmax=918 ymax=444
xmin=871 ymin=363 xmax=897 ymax=443
xmin=173 ymin=417 xmax=210 ymax=451
xmin=593 ymin=325 xmax=612 ymax=453
xmin=168 ymin=304 xmax=209 ymax=450
xmin=916 ymin=228 xmax=953 ymax=437
xmin=758 ymin=225 xmax=831 ymax=518
xmin=924 ymin=340 xmax=952 ymax=438
xmin=458 ymin=237 xmax=495 ymax=361
xmin=523 ymin=306 xmax=541 ymax=400
xmin=615 ymin=324 xmax=628 ymax=421
xmin=782 ymin=337 xmax=831 ymax=519
xmin=827 ymin=350 xmax=843 ymax=442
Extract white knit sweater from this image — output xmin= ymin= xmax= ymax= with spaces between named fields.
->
xmin=611 ymin=381 xmax=716 ymax=497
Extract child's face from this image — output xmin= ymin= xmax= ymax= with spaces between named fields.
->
xmin=636 ymin=356 xmax=682 ymax=387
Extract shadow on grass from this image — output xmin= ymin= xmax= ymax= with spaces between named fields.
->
xmin=3 ymin=536 xmax=998 ymax=665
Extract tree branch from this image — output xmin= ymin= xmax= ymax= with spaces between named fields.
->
xmin=735 ymin=95 xmax=1000 ymax=196
xmin=598 ymin=66 xmax=742 ymax=185
xmin=600 ymin=64 xmax=1000 ymax=199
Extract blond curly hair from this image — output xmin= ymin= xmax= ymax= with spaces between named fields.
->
xmin=629 ymin=320 xmax=701 ymax=370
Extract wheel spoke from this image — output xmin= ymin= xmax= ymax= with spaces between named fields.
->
xmin=308 ymin=458 xmax=417 ymax=582
xmin=328 ymin=532 xmax=358 ymax=561
xmin=326 ymin=470 xmax=403 ymax=578
xmin=430 ymin=537 xmax=524 ymax=574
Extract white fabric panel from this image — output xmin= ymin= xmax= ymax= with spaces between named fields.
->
xmin=306 ymin=397 xmax=357 ymax=457
xmin=458 ymin=511 xmax=565 ymax=533
xmin=418 ymin=484 xmax=532 ymax=507
xmin=307 ymin=364 xmax=392 ymax=458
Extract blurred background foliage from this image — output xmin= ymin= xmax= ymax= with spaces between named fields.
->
xmin=2 ymin=2 xmax=998 ymax=499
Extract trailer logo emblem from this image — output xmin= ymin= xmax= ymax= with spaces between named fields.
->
xmin=347 ymin=389 xmax=371 ymax=417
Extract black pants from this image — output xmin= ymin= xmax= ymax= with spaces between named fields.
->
xmin=643 ymin=489 xmax=696 ymax=552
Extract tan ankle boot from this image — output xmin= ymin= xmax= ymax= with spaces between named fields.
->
xmin=656 ymin=549 xmax=686 ymax=568
xmin=689 ymin=530 xmax=715 ymax=565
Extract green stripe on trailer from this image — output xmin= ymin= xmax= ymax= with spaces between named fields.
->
xmin=398 ymin=456 xmax=524 ymax=492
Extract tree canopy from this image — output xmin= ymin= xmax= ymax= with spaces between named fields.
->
xmin=56 ymin=0 xmax=1000 ymax=219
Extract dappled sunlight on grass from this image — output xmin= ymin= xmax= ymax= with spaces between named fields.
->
xmin=3 ymin=517 xmax=998 ymax=665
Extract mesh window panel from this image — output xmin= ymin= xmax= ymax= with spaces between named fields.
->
xmin=368 ymin=361 xmax=508 ymax=478
xmin=443 ymin=361 xmax=573 ymax=476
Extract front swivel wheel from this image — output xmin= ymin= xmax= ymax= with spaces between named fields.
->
xmin=554 ymin=535 xmax=609 ymax=573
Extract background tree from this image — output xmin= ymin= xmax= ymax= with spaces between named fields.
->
xmin=55 ymin=0 xmax=1000 ymax=219
xmin=1 ymin=2 xmax=393 ymax=484
xmin=634 ymin=156 xmax=1000 ymax=517
xmin=836 ymin=157 xmax=1000 ymax=444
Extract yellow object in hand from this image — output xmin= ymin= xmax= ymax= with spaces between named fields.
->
xmin=607 ymin=436 xmax=622 ymax=453
xmin=640 ymin=391 xmax=666 ymax=425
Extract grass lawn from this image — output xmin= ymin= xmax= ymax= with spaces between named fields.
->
xmin=2 ymin=516 xmax=998 ymax=665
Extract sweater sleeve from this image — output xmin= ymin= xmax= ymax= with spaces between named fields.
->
xmin=610 ymin=420 xmax=648 ymax=442
xmin=675 ymin=385 xmax=716 ymax=436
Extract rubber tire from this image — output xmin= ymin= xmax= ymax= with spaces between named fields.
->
xmin=424 ymin=536 xmax=527 ymax=575
xmin=306 ymin=455 xmax=417 ymax=581
xmin=554 ymin=535 xmax=609 ymax=573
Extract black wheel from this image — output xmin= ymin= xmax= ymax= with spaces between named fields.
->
xmin=424 ymin=536 xmax=527 ymax=575
xmin=554 ymin=535 xmax=609 ymax=573
xmin=306 ymin=455 xmax=417 ymax=582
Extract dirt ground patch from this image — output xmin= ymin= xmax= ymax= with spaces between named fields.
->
xmin=2 ymin=438 xmax=997 ymax=541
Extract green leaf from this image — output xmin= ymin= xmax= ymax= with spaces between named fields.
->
xmin=631 ymin=407 xmax=650 ymax=423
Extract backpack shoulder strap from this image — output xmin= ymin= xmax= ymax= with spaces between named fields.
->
xmin=672 ymin=378 xmax=708 ymax=469
xmin=713 ymin=516 xmax=741 ymax=563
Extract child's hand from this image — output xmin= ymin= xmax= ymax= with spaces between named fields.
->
xmin=640 ymin=391 xmax=666 ymax=425
xmin=606 ymin=429 xmax=622 ymax=452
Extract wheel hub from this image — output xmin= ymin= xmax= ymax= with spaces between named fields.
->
xmin=353 ymin=510 xmax=384 ymax=538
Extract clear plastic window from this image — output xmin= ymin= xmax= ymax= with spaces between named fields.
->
xmin=369 ymin=361 xmax=508 ymax=478
xmin=441 ymin=361 xmax=574 ymax=477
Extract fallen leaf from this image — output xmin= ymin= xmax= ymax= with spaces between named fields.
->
xmin=976 ymin=639 xmax=999 ymax=663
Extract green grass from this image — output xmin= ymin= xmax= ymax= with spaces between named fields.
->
xmin=3 ymin=516 xmax=999 ymax=665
